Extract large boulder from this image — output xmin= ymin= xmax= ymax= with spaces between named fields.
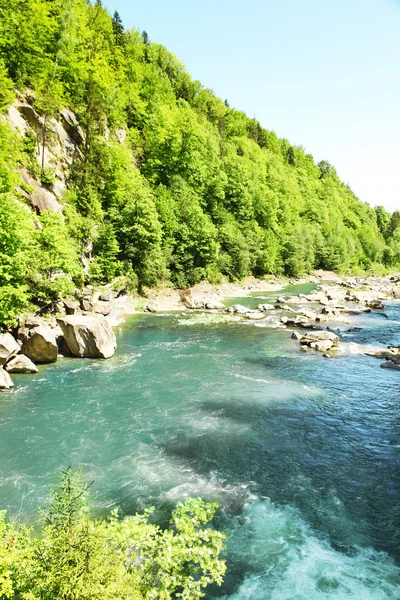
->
xmin=0 ymin=333 xmax=20 ymax=366
xmin=21 ymin=325 xmax=58 ymax=364
xmin=5 ymin=355 xmax=38 ymax=374
xmin=0 ymin=368 xmax=14 ymax=389
xmin=57 ymin=314 xmax=116 ymax=359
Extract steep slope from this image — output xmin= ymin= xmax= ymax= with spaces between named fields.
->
xmin=0 ymin=0 xmax=399 ymax=327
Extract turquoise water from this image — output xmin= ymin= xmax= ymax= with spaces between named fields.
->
xmin=1 ymin=283 xmax=400 ymax=598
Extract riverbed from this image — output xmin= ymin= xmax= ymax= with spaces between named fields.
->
xmin=1 ymin=283 xmax=400 ymax=598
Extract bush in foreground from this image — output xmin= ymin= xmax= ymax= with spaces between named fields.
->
xmin=0 ymin=469 xmax=226 ymax=599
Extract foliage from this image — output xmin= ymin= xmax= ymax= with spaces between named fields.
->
xmin=0 ymin=0 xmax=398 ymax=322
xmin=0 ymin=469 xmax=226 ymax=600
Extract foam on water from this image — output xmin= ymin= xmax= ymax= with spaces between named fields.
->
xmin=218 ymin=499 xmax=400 ymax=600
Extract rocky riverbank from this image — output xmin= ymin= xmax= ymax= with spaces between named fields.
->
xmin=0 ymin=271 xmax=399 ymax=389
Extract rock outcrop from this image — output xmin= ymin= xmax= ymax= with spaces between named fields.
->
xmin=0 ymin=368 xmax=14 ymax=389
xmin=5 ymin=355 xmax=38 ymax=374
xmin=57 ymin=314 xmax=116 ymax=359
xmin=0 ymin=333 xmax=20 ymax=366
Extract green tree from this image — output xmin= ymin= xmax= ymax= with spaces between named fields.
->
xmin=0 ymin=469 xmax=226 ymax=600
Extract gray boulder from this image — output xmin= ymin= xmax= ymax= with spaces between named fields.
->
xmin=22 ymin=325 xmax=58 ymax=363
xmin=0 ymin=368 xmax=13 ymax=389
xmin=57 ymin=314 xmax=116 ymax=359
xmin=0 ymin=333 xmax=20 ymax=366
xmin=5 ymin=355 xmax=38 ymax=374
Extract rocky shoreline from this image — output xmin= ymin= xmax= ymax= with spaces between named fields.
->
xmin=0 ymin=271 xmax=399 ymax=390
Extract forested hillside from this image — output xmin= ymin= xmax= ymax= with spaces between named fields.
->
xmin=0 ymin=0 xmax=399 ymax=327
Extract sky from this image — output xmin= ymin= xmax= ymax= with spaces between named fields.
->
xmin=104 ymin=0 xmax=400 ymax=212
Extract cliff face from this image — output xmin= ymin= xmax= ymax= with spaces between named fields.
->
xmin=5 ymin=94 xmax=86 ymax=214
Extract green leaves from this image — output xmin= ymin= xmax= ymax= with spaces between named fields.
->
xmin=0 ymin=470 xmax=226 ymax=600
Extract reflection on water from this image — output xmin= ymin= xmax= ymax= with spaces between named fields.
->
xmin=0 ymin=284 xmax=400 ymax=598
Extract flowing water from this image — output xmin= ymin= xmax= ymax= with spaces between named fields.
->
xmin=1 ymin=283 xmax=400 ymax=599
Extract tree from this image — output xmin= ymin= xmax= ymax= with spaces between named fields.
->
xmin=0 ymin=469 xmax=227 ymax=599
xmin=112 ymin=11 xmax=124 ymax=45
xmin=142 ymin=30 xmax=149 ymax=46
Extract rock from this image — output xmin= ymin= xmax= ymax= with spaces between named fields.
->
xmin=291 ymin=331 xmax=303 ymax=340
xmin=63 ymin=298 xmax=78 ymax=315
xmin=281 ymin=316 xmax=312 ymax=328
xmin=5 ymin=355 xmax=38 ymax=374
xmin=93 ymin=301 xmax=111 ymax=316
xmin=301 ymin=311 xmax=318 ymax=320
xmin=22 ymin=325 xmax=58 ymax=364
xmin=300 ymin=330 xmax=339 ymax=352
xmin=205 ymin=300 xmax=226 ymax=310
xmin=344 ymin=308 xmax=371 ymax=316
xmin=0 ymin=368 xmax=14 ymax=389
xmin=225 ymin=307 xmax=235 ymax=313
xmin=60 ymin=108 xmax=85 ymax=146
xmin=380 ymin=361 xmax=400 ymax=371
xmin=277 ymin=296 xmax=286 ymax=303
xmin=245 ymin=311 xmax=266 ymax=320
xmin=257 ymin=303 xmax=275 ymax=312
xmin=144 ymin=301 xmax=157 ymax=313
xmin=81 ymin=298 xmax=93 ymax=312
xmin=0 ymin=333 xmax=20 ymax=366
xmin=99 ymin=290 xmax=113 ymax=302
xmin=323 ymin=352 xmax=333 ymax=358
xmin=366 ymin=300 xmax=385 ymax=310
xmin=57 ymin=314 xmax=116 ymax=359
xmin=19 ymin=167 xmax=62 ymax=213
xmin=310 ymin=339 xmax=335 ymax=352
xmin=388 ymin=346 xmax=400 ymax=355
xmin=231 ymin=304 xmax=249 ymax=314
xmin=365 ymin=349 xmax=399 ymax=360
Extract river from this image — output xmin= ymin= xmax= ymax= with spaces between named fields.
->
xmin=1 ymin=283 xmax=400 ymax=598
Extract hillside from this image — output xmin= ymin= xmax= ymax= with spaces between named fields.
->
xmin=0 ymin=0 xmax=399 ymax=327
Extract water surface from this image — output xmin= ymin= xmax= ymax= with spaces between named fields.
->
xmin=1 ymin=283 xmax=400 ymax=599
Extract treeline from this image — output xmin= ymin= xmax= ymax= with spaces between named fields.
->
xmin=0 ymin=469 xmax=226 ymax=599
xmin=0 ymin=0 xmax=399 ymax=326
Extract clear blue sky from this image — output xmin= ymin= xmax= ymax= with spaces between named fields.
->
xmin=105 ymin=0 xmax=400 ymax=212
